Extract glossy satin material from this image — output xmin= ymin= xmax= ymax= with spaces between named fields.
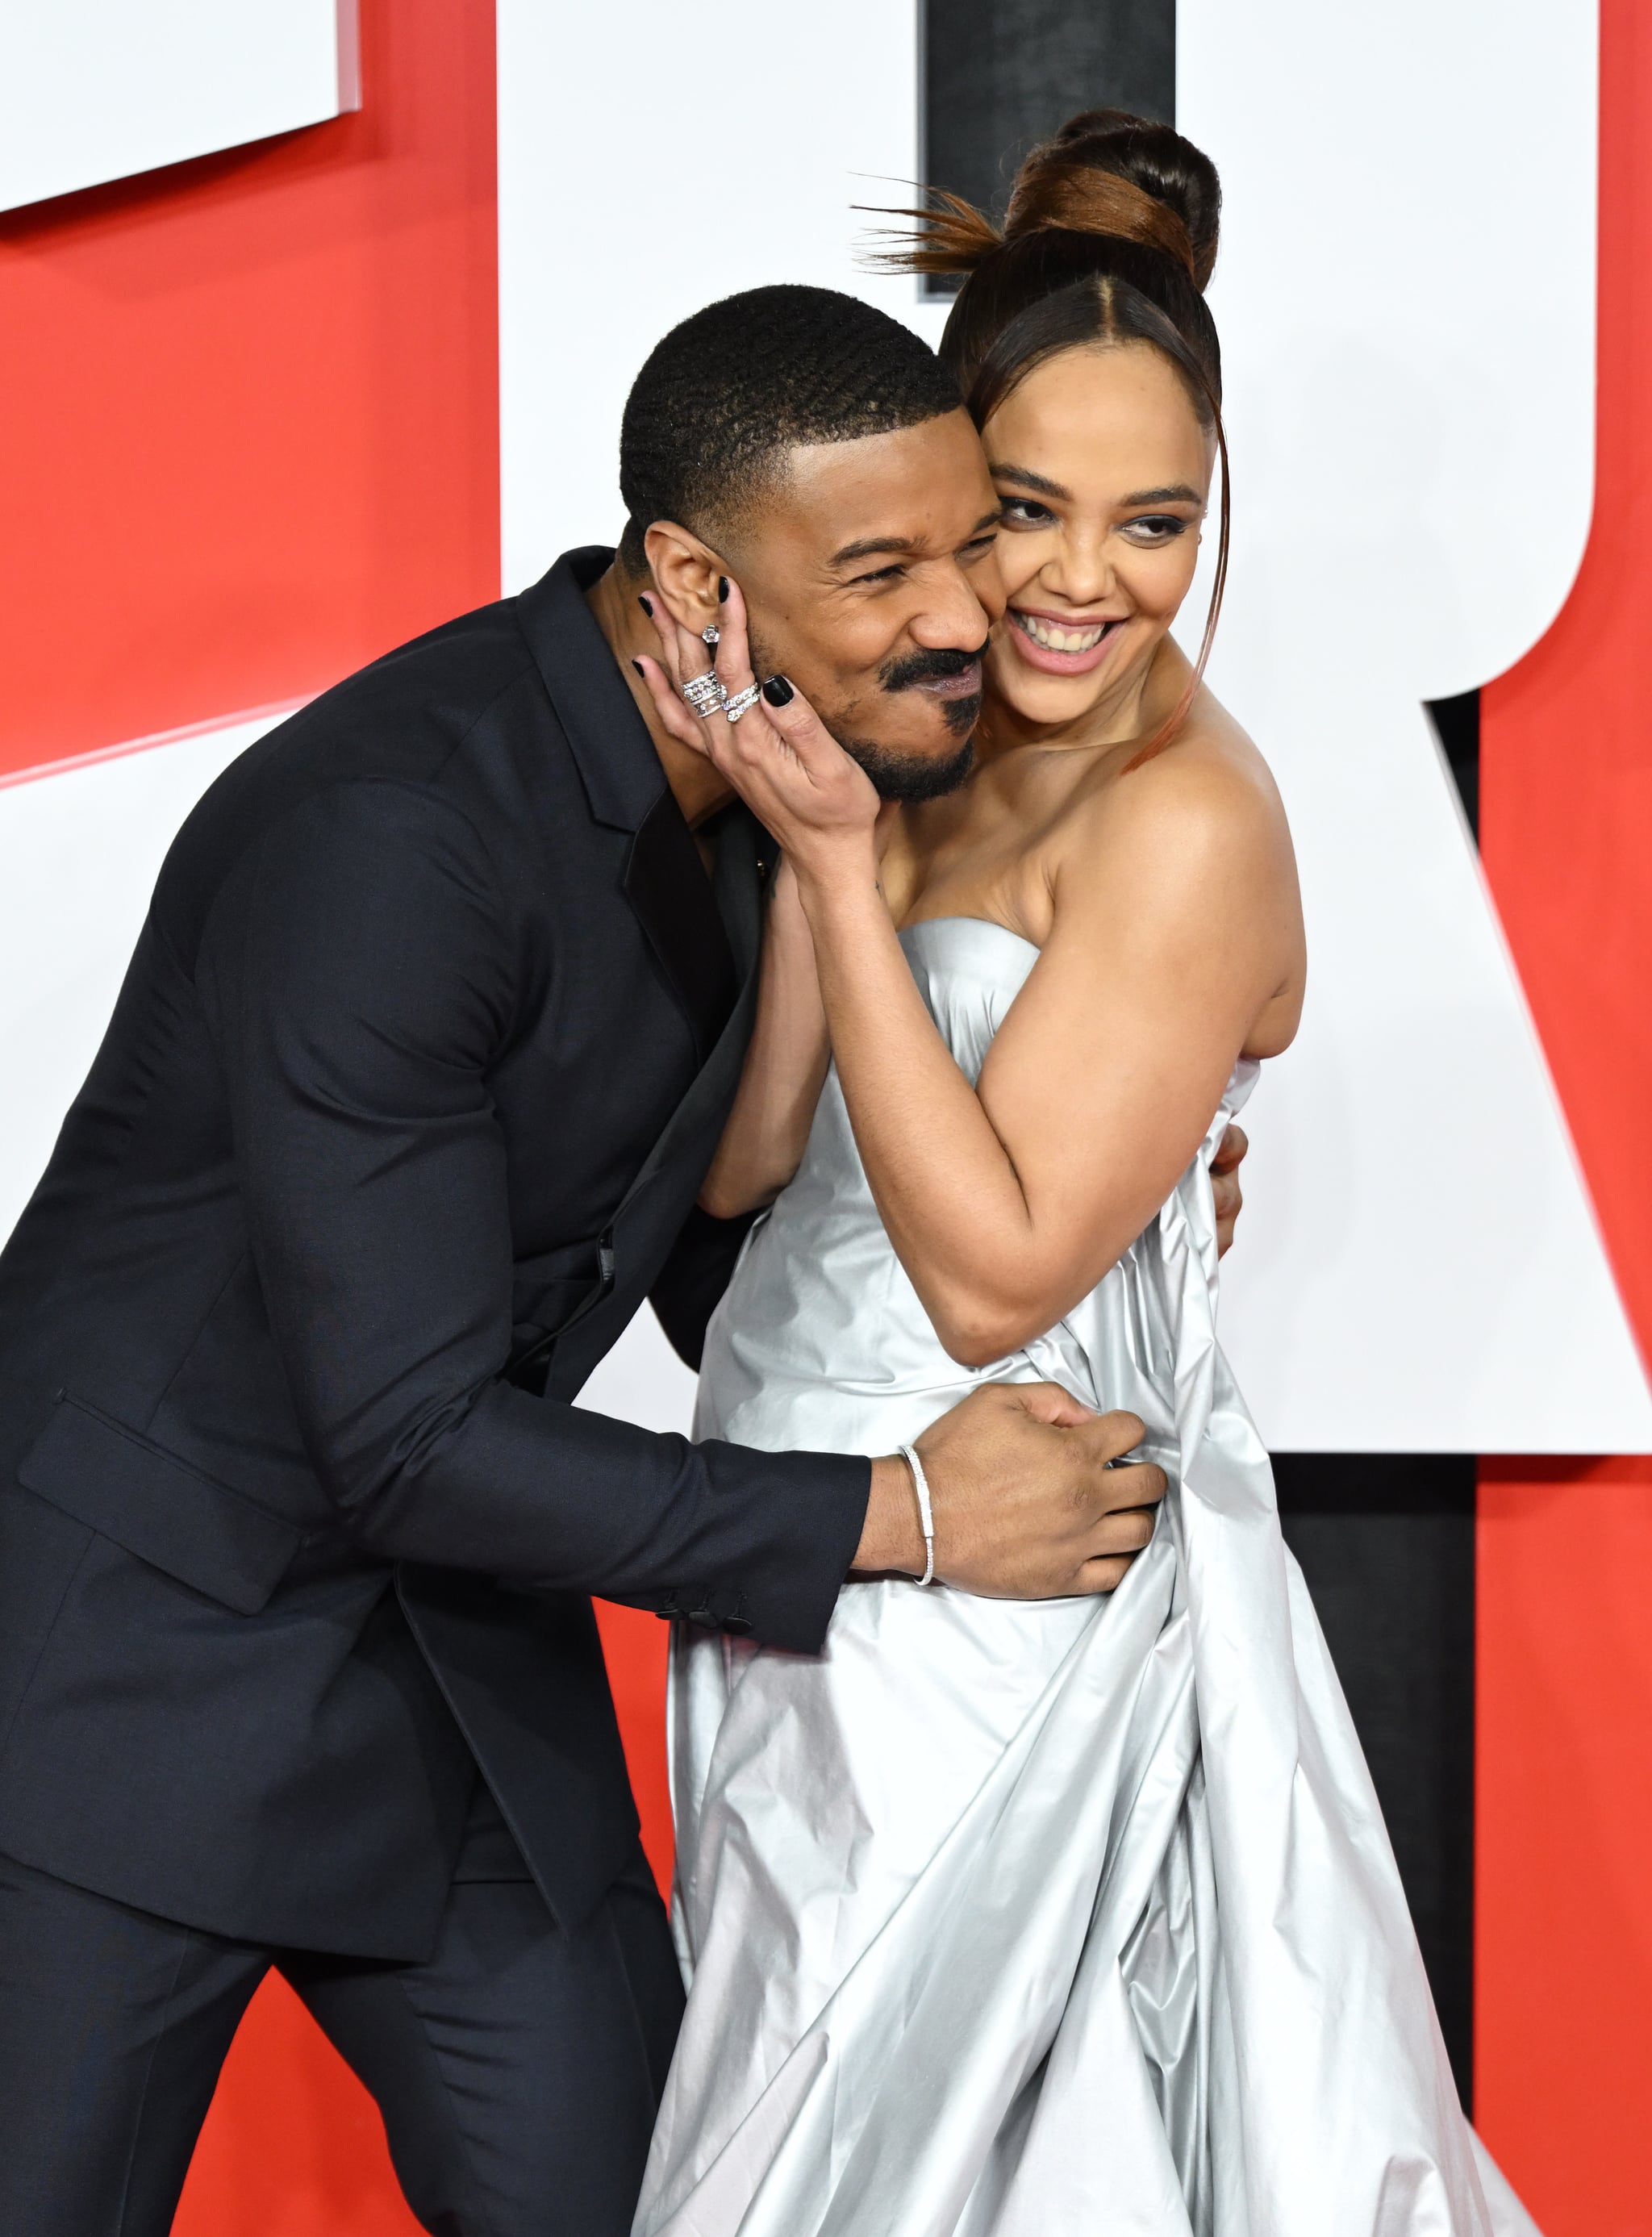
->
xmin=636 ymin=918 xmax=1537 ymax=2237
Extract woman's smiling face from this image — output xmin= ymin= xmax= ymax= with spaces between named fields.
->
xmin=981 ymin=341 xmax=1213 ymax=736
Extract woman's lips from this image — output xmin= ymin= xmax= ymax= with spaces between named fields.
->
xmin=1006 ymin=609 xmax=1122 ymax=675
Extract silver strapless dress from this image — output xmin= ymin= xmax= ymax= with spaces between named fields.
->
xmin=633 ymin=917 xmax=1535 ymax=2237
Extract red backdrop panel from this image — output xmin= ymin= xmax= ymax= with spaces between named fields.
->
xmin=0 ymin=2 xmax=508 ymax=2227
xmin=175 ymin=1976 xmax=424 ymax=2237
xmin=1475 ymin=0 xmax=1652 ymax=2223
xmin=0 ymin=0 xmax=499 ymax=779
xmin=595 ymin=1601 xmax=678 ymax=1895
xmin=1479 ymin=0 xmax=1652 ymax=1369
xmin=1476 ymin=1461 xmax=1652 ymax=2236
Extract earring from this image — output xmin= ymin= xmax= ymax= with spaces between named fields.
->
xmin=702 ymin=624 xmax=720 ymax=648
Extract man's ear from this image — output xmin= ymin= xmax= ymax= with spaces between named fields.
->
xmin=643 ymin=522 xmax=724 ymax=636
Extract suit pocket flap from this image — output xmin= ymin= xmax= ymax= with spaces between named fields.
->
xmin=19 ymin=1396 xmax=304 ymax=1615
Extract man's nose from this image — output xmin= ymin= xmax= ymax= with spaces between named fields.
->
xmin=909 ymin=562 xmax=1000 ymax=651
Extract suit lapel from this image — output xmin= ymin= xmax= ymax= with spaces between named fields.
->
xmin=541 ymin=812 xmax=766 ymax=1388
xmin=624 ymin=807 xmax=766 ymax=1187
xmin=515 ymin=549 xmax=663 ymax=833
xmin=624 ymin=795 xmax=739 ymax=1066
xmin=708 ymin=802 xmax=765 ymax=984
xmin=515 ymin=548 xmax=752 ymax=1062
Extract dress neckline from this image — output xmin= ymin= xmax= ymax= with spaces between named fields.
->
xmin=897 ymin=914 xmax=1042 ymax=961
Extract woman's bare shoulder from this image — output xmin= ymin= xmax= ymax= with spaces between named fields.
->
xmin=1045 ymin=687 xmax=1306 ymax=1051
xmin=1062 ymin=685 xmax=1292 ymax=880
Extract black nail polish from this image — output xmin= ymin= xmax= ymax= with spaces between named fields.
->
xmin=761 ymin=674 xmax=794 ymax=707
xmin=718 ymin=576 xmax=730 ymax=603
xmin=637 ymin=594 xmax=653 ymax=617
xmin=631 ymin=658 xmax=645 ymax=677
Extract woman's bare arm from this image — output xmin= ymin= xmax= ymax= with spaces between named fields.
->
xmin=699 ymin=859 xmax=831 ymax=1218
xmin=795 ymin=755 xmax=1298 ymax=1362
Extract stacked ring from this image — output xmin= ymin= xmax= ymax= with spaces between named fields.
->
xmin=722 ymin=683 xmax=763 ymax=724
xmin=681 ymin=669 xmax=726 ymax=718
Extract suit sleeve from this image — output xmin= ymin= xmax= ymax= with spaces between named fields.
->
xmin=195 ymin=780 xmax=867 ymax=1651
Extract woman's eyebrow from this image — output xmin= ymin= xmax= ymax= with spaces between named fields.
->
xmin=988 ymin=461 xmax=1070 ymax=500
xmin=1122 ymin=484 xmax=1204 ymax=505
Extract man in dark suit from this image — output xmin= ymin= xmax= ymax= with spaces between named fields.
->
xmin=0 ymin=289 xmax=1195 ymax=2234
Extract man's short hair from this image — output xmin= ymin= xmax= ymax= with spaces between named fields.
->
xmin=617 ymin=284 xmax=962 ymax=573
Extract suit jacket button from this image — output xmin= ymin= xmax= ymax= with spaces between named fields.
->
xmin=722 ymin=1614 xmax=753 ymax=1636
xmin=685 ymin=1605 xmax=720 ymax=1630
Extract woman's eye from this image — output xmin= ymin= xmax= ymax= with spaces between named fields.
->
xmin=998 ymin=499 xmax=1054 ymax=528
xmin=1123 ymin=514 xmax=1191 ymax=544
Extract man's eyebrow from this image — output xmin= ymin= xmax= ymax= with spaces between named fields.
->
xmin=828 ymin=534 xmax=920 ymax=568
xmin=828 ymin=510 xmax=1001 ymax=570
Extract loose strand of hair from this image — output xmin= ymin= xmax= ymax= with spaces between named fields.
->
xmin=854 ymin=187 xmax=1003 ymax=277
xmin=1121 ymin=403 xmax=1229 ymax=774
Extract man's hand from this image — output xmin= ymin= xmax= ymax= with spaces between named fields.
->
xmin=853 ymin=1382 xmax=1166 ymax=1597
xmin=1212 ymin=1122 xmax=1247 ymax=1258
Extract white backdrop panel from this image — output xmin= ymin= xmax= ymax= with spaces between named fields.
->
xmin=0 ymin=0 xmax=358 ymax=214
xmin=1181 ymin=0 xmax=1650 ymax=1448
xmin=498 ymin=0 xmax=932 ymax=591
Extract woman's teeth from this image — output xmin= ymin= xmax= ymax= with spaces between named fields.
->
xmin=1012 ymin=613 xmax=1112 ymax=653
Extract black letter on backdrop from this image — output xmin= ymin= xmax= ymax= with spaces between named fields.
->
xmin=922 ymin=0 xmax=1176 ymax=292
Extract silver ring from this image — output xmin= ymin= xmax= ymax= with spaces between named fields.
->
xmin=722 ymin=682 xmax=763 ymax=724
xmin=681 ymin=668 xmax=726 ymax=718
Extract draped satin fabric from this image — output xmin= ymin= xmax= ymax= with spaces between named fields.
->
xmin=635 ymin=917 xmax=1537 ymax=2237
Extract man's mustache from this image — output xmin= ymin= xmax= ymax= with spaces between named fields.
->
xmin=878 ymin=639 xmax=991 ymax=694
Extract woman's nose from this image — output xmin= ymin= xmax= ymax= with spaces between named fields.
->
xmin=1047 ymin=537 xmax=1116 ymax=606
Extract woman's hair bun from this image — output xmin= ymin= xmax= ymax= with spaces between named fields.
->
xmin=869 ymin=108 xmax=1220 ymax=296
xmin=1012 ymin=110 xmax=1220 ymax=291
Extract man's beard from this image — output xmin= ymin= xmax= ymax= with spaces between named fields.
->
xmin=841 ymin=732 xmax=976 ymax=803
xmin=749 ymin=628 xmax=982 ymax=804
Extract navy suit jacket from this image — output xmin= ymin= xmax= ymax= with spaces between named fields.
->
xmin=0 ymin=548 xmax=868 ymax=1958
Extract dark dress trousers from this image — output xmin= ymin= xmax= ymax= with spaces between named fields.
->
xmin=0 ymin=548 xmax=870 ymax=2233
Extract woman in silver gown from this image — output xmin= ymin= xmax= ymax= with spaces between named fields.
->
xmin=630 ymin=111 xmax=1537 ymax=2237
